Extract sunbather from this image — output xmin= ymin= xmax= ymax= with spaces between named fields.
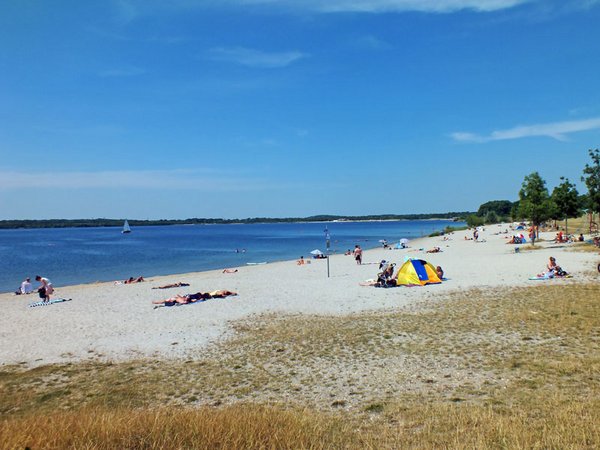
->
xmin=153 ymin=290 xmax=237 ymax=308
xmin=153 ymin=294 xmax=194 ymax=307
xmin=152 ymin=282 xmax=190 ymax=289
xmin=124 ymin=276 xmax=145 ymax=284
xmin=207 ymin=289 xmax=238 ymax=298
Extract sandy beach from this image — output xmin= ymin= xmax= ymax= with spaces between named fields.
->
xmin=1 ymin=224 xmax=597 ymax=367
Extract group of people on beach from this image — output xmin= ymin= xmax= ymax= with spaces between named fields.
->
xmin=17 ymin=226 xmax=588 ymax=309
xmin=114 ymin=276 xmax=145 ymax=285
xmin=16 ymin=271 xmax=238 ymax=309
xmin=553 ymin=231 xmax=585 ymax=244
xmin=361 ymin=260 xmax=445 ymax=288
xmin=507 ymin=234 xmax=527 ymax=244
xmin=15 ymin=276 xmax=54 ymax=302
xmin=152 ymin=289 xmax=237 ymax=308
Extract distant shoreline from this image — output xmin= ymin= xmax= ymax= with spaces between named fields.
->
xmin=0 ymin=213 xmax=472 ymax=230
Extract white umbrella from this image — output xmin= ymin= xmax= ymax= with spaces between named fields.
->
xmin=399 ymin=238 xmax=409 ymax=245
xmin=310 ymin=249 xmax=323 ymax=255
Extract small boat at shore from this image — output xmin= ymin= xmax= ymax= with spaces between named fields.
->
xmin=122 ymin=220 xmax=131 ymax=234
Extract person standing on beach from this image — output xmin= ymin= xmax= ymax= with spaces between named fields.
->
xmin=35 ymin=275 xmax=54 ymax=302
xmin=353 ymin=245 xmax=363 ymax=265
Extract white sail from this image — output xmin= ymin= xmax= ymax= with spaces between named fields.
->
xmin=122 ymin=220 xmax=131 ymax=233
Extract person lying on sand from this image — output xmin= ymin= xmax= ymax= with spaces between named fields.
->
xmin=222 ymin=269 xmax=238 ymax=273
xmin=152 ymin=282 xmax=190 ymax=289
xmin=153 ymin=294 xmax=194 ymax=307
xmin=124 ymin=276 xmax=145 ymax=284
xmin=153 ymin=290 xmax=238 ymax=308
xmin=426 ymin=247 xmax=441 ymax=253
xmin=207 ymin=289 xmax=237 ymax=298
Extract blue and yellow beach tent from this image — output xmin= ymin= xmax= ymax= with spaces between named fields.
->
xmin=396 ymin=259 xmax=441 ymax=286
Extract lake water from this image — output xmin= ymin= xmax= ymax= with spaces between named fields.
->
xmin=0 ymin=220 xmax=462 ymax=293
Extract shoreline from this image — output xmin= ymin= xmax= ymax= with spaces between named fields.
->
xmin=1 ymin=224 xmax=597 ymax=367
xmin=0 ymin=217 xmax=468 ymax=230
xmin=0 ymin=219 xmax=462 ymax=294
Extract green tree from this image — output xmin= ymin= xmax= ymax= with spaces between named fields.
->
xmin=466 ymin=214 xmax=485 ymax=228
xmin=551 ymin=177 xmax=580 ymax=234
xmin=477 ymin=200 xmax=513 ymax=219
xmin=510 ymin=201 xmax=522 ymax=222
xmin=582 ymin=148 xmax=600 ymax=215
xmin=517 ymin=172 xmax=553 ymax=243
xmin=484 ymin=210 xmax=499 ymax=224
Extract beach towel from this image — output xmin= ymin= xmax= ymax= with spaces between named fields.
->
xmin=28 ymin=298 xmax=72 ymax=308
xmin=529 ymin=275 xmax=572 ymax=281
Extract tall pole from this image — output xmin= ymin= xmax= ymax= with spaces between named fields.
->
xmin=325 ymin=226 xmax=330 ymax=278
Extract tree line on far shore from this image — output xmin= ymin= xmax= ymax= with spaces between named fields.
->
xmin=0 ymin=212 xmax=473 ymax=230
xmin=466 ymin=148 xmax=600 ymax=233
xmin=3 ymin=149 xmax=598 ymax=232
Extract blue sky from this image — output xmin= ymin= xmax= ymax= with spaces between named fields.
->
xmin=1 ymin=0 xmax=599 ymax=219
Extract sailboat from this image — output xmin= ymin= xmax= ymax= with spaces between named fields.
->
xmin=122 ymin=220 xmax=132 ymax=234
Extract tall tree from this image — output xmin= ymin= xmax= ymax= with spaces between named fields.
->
xmin=582 ymin=148 xmax=600 ymax=215
xmin=477 ymin=200 xmax=514 ymax=219
xmin=551 ymin=177 xmax=580 ymax=234
xmin=517 ymin=172 xmax=553 ymax=243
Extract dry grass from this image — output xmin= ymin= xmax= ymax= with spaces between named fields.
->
xmin=552 ymin=214 xmax=598 ymax=234
xmin=1 ymin=283 xmax=599 ymax=449
xmin=1 ymin=406 xmax=364 ymax=450
xmin=569 ymin=242 xmax=600 ymax=253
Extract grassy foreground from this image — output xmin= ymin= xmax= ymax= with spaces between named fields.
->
xmin=1 ymin=283 xmax=599 ymax=449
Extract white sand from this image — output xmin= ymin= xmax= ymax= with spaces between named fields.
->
xmin=1 ymin=224 xmax=597 ymax=367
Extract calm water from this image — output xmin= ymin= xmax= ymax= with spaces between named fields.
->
xmin=0 ymin=220 xmax=461 ymax=293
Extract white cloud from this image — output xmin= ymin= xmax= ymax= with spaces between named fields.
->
xmin=451 ymin=117 xmax=600 ymax=143
xmin=0 ymin=169 xmax=273 ymax=191
xmin=208 ymin=47 xmax=308 ymax=68
xmin=112 ymin=0 xmax=530 ymax=20
xmin=219 ymin=0 xmax=530 ymax=13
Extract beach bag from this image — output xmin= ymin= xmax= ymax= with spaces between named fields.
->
xmin=38 ymin=287 xmax=46 ymax=298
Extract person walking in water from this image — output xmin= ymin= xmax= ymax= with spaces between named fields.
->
xmin=353 ymin=245 xmax=363 ymax=265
